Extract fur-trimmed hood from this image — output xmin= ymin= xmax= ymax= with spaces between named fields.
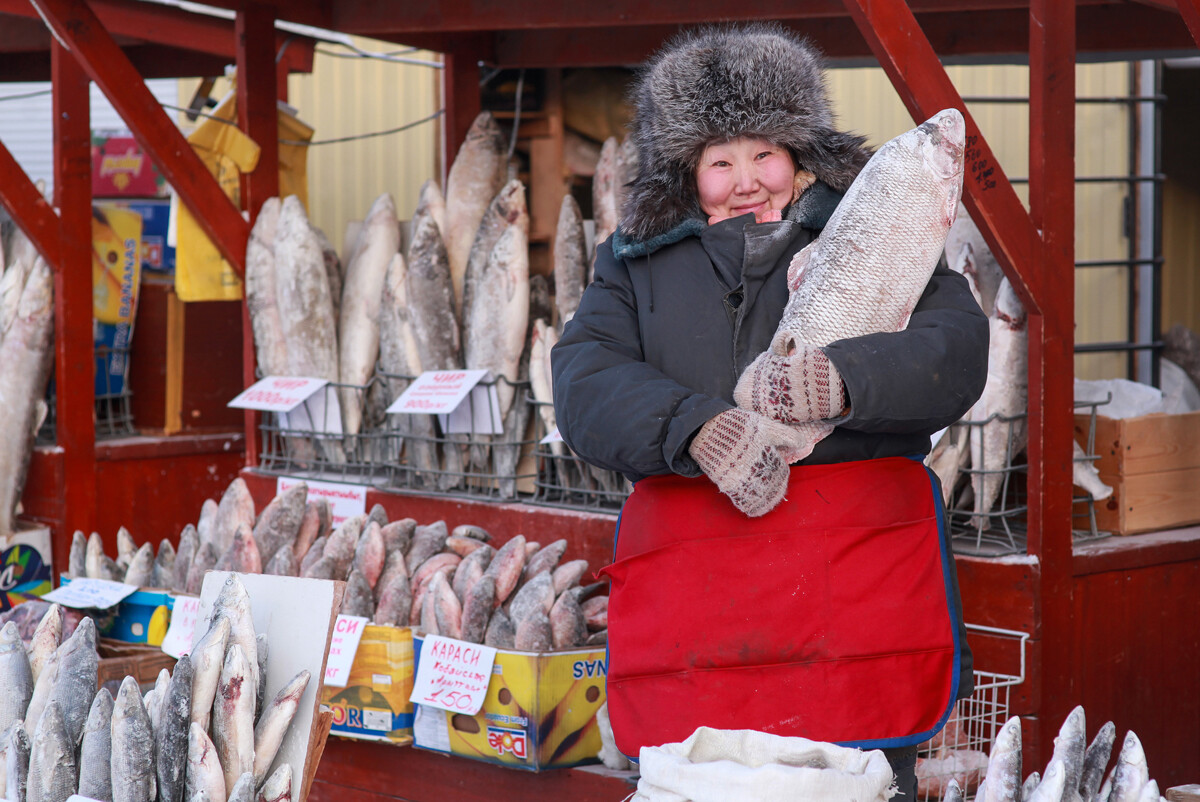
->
xmin=619 ymin=23 xmax=872 ymax=244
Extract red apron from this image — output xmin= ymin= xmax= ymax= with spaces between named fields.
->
xmin=598 ymin=456 xmax=961 ymax=757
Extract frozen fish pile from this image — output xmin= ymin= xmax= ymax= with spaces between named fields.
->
xmin=0 ymin=590 xmax=308 ymax=802
xmin=0 ymin=225 xmax=55 ymax=540
xmin=938 ymin=706 xmax=1168 ymax=802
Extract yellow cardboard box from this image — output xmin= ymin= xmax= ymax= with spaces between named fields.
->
xmin=321 ymin=624 xmax=414 ymax=745
xmin=412 ymin=635 xmax=606 ymax=771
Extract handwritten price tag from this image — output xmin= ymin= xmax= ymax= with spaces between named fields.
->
xmin=324 ymin=615 xmax=369 ymax=687
xmin=387 ymin=369 xmax=489 ymax=416
xmin=160 ymin=595 xmax=201 ymax=658
xmin=276 ymin=476 xmax=367 ymax=527
xmin=227 ymin=376 xmax=328 ymax=412
xmin=539 ymin=426 xmax=564 ymax=445
xmin=410 ymin=635 xmax=498 ymax=716
xmin=44 ymin=578 xmax=137 ymax=610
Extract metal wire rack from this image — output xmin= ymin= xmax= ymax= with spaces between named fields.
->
xmin=527 ymin=398 xmax=631 ymax=512
xmin=37 ymin=344 xmax=138 ymax=443
xmin=377 ymin=370 xmax=538 ymax=500
xmin=942 ymin=398 xmax=1112 ymax=557
xmin=256 ymin=377 xmax=402 ymax=485
xmin=916 ymin=624 xmax=1029 ymax=801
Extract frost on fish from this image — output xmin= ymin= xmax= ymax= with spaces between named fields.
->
xmin=246 ymin=197 xmax=288 ymax=378
xmin=445 ymin=112 xmax=509 ymax=317
xmin=553 ymin=196 xmax=587 ymax=331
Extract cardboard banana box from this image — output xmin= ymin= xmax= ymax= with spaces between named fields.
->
xmin=412 ymin=634 xmax=606 ymax=771
xmin=321 ymin=624 xmax=415 ymax=746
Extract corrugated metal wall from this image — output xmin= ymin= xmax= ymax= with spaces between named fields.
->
xmin=827 ymin=62 xmax=1132 ymax=380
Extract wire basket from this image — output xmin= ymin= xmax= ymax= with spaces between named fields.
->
xmin=377 ymin=370 xmax=538 ymax=500
xmin=94 ymin=343 xmax=136 ymax=438
xmin=942 ymin=398 xmax=1111 ymax=557
xmin=257 ymin=377 xmax=402 ymax=485
xmin=528 ymin=398 xmax=631 ymax=512
xmin=916 ymin=624 xmax=1029 ymax=801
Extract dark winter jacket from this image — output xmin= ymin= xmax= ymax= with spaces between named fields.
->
xmin=551 ymin=182 xmax=990 ymax=484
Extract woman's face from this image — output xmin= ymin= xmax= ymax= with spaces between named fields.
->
xmin=695 ymin=137 xmax=797 ymax=224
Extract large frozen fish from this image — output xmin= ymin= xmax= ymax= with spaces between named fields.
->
xmin=173 ymin=525 xmax=198 ymax=593
xmin=253 ymin=483 xmax=307 ymax=566
xmin=246 ymin=197 xmax=288 ymax=378
xmin=969 ymin=276 xmax=1028 ymax=526
xmin=462 ymin=202 xmax=530 ymax=425
xmin=77 ymin=688 xmax=114 ymax=802
xmin=196 ymin=499 xmax=218 ymax=549
xmin=5 ymin=723 xmax=30 ymax=802
xmin=944 ymin=203 xmax=1007 ymax=317
xmin=154 ymin=539 xmax=176 ymax=589
xmin=185 ymin=722 xmax=226 ymax=802
xmin=27 ymin=603 xmax=62 ymax=685
xmin=0 ymin=622 xmax=32 ymax=735
xmin=115 ymin=527 xmax=137 ymax=574
xmin=0 ymin=232 xmax=36 ymax=344
xmin=755 ymin=109 xmax=965 ymax=459
xmin=1026 ymin=758 xmax=1065 ymax=802
xmin=1048 ymin=705 xmax=1086 ymax=801
xmin=461 ymin=180 xmax=526 ymax=340
xmin=215 ymin=524 xmax=263 ymax=575
xmin=85 ymin=532 xmax=120 ymax=583
xmin=981 ymin=717 xmax=1022 ymax=802
xmin=26 ymin=701 xmax=76 ymax=802
xmin=124 ymin=542 xmax=156 ymax=587
xmin=66 ymin=531 xmax=87 ymax=579
xmin=529 ymin=319 xmax=561 ymax=448
xmin=212 ymin=644 xmax=256 ymax=795
xmin=23 ymin=648 xmax=58 ymax=737
xmin=444 ymin=112 xmax=509 ymax=316
xmin=0 ymin=257 xmax=53 ymax=539
xmin=213 ymin=478 xmax=256 ymax=557
xmin=255 ymin=763 xmax=292 ymax=802
xmin=276 ymin=196 xmax=339 ymax=384
xmin=592 ymin=137 xmax=620 ymax=258
xmin=226 ymin=774 xmax=255 ymax=802
xmin=48 ymin=616 xmax=97 ymax=747
xmin=185 ymin=542 xmax=218 ymax=596
xmin=482 ymin=535 xmax=526 ymax=605
xmin=1107 ymin=731 xmax=1149 ymax=802
xmin=405 ymin=183 xmax=467 ymax=489
xmin=212 ymin=575 xmax=259 ymax=703
xmin=189 ymin=615 xmax=230 ymax=732
xmin=377 ymin=250 xmax=431 ymax=470
xmin=1071 ymin=440 xmax=1113 ymax=501
xmin=553 ymin=195 xmax=587 ymax=330
xmin=252 ymin=669 xmax=310 ymax=786
xmin=1078 ymin=720 xmax=1115 ymax=802
xmin=339 ymin=192 xmax=399 ymax=441
xmin=156 ymin=655 xmax=193 ymax=802
xmin=312 ymin=225 xmax=343 ymax=313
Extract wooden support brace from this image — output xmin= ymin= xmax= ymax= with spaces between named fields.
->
xmin=841 ymin=0 xmax=1044 ymax=315
xmin=0 ymin=142 xmax=61 ymax=267
xmin=1177 ymin=0 xmax=1200 ymax=45
xmin=32 ymin=0 xmax=250 ymax=276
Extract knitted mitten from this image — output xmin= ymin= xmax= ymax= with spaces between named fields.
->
xmin=734 ymin=345 xmax=846 ymax=424
xmin=689 ymin=408 xmax=818 ymax=517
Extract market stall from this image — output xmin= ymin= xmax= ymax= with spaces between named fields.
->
xmin=1 ymin=0 xmax=1199 ymax=799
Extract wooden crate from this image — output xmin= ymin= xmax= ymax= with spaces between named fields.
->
xmin=1074 ymin=410 xmax=1200 ymax=535
xmin=97 ymin=637 xmax=176 ymax=688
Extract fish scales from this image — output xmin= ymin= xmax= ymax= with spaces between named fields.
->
xmin=227 ymin=774 xmax=255 ymax=802
xmin=549 ymin=591 xmax=588 ymax=649
xmin=252 ymin=670 xmax=310 ymax=787
xmin=212 ymin=644 xmax=256 ymax=796
xmin=298 ymin=536 xmax=326 ymax=576
xmin=552 ymin=196 xmax=587 ymax=330
xmin=213 ymin=479 xmax=256 ymax=557
xmin=452 ymin=545 xmax=494 ymax=605
xmin=444 ymin=112 xmax=509 ymax=317
xmin=212 ymin=575 xmax=259 ymax=705
xmin=1107 ymin=732 xmax=1149 ymax=802
xmin=1079 ymin=721 xmax=1116 ymax=802
xmin=312 ymin=225 xmax=343 ymax=311
xmin=155 ymin=655 xmax=193 ymax=802
xmin=338 ymin=192 xmax=399 ymax=440
xmin=405 ymin=521 xmax=449 ymax=574
xmin=377 ymin=250 xmax=428 ymax=469
xmin=1026 ymin=758 xmax=1065 ymax=802
xmin=514 ymin=611 xmax=553 ymax=652
xmin=352 ymin=522 xmax=386 ymax=588
xmin=0 ymin=258 xmax=54 ymax=539
xmin=552 ymin=560 xmax=588 ymax=596
xmin=215 ymin=524 xmax=263 ymax=575
xmin=246 ymin=197 xmax=289 ymax=378
xmin=253 ymin=483 xmax=307 ymax=567
xmin=27 ymin=604 xmax=61 ymax=685
xmin=373 ymin=571 xmax=412 ymax=628
xmin=429 ymin=572 xmax=462 ymax=639
xmin=1049 ymin=705 xmax=1086 ymax=801
xmin=0 ymin=622 xmax=32 ymax=735
xmin=507 ymin=572 xmax=555 ymax=626
xmin=275 ymin=197 xmax=339 ymax=383
xmin=264 ymin=546 xmax=299 ymax=577
xmin=982 ymin=717 xmax=1022 ymax=802
xmin=256 ymin=763 xmax=292 ymax=802
xmin=483 ymin=535 xmax=527 ymax=605
xmin=340 ymin=570 xmax=376 ymax=619
xmin=77 ymin=688 xmax=114 ymax=802
xmin=461 ymin=180 xmax=526 ymax=343
xmin=189 ymin=615 xmax=230 ymax=732
xmin=5 ymin=723 xmax=31 ymax=802
xmin=483 ymin=608 xmax=515 ymax=649
xmin=524 ymin=539 xmax=567 ymax=581
xmin=375 ymin=549 xmax=409 ymax=602
xmin=196 ymin=499 xmax=218 ymax=548
xmin=459 ymin=574 xmax=495 ymax=644
xmin=185 ymin=722 xmax=226 ymax=802
xmin=23 ymin=648 xmax=58 ymax=735
xmin=291 ymin=503 xmax=321 ymax=561
xmin=154 ymin=539 xmax=176 ymax=589
xmin=381 ymin=519 xmax=415 ymax=555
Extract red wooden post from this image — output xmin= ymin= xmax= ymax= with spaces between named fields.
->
xmin=0 ymin=144 xmax=61 ymax=268
xmin=52 ymin=41 xmax=97 ymax=567
xmin=31 ymin=0 xmax=250 ymax=275
xmin=237 ymin=3 xmax=280 ymax=468
xmin=1177 ymin=0 xmax=1200 ymax=45
xmin=442 ymin=35 xmax=488 ymax=180
xmin=1027 ymin=0 xmax=1078 ymax=770
xmin=841 ymin=0 xmax=1043 ymax=313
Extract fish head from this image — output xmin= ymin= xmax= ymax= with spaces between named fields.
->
xmin=915 ymin=108 xmax=966 ymax=230
xmin=771 ymin=246 xmax=818 ymax=356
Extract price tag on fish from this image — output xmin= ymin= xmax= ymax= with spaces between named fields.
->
xmin=410 ymin=635 xmax=498 ymax=716
xmin=227 ymin=376 xmax=329 ymax=412
xmin=160 ymin=595 xmax=201 ymax=658
xmin=324 ymin=614 xmax=369 ymax=687
xmin=386 ymin=369 xmax=504 ymax=435
xmin=44 ymin=578 xmax=138 ymax=609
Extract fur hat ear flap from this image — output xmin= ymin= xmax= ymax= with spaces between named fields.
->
xmin=795 ymin=130 xmax=874 ymax=194
xmin=620 ymin=170 xmax=701 ymax=243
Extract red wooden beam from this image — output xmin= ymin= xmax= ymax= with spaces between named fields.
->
xmin=842 ymin=0 xmax=1044 ymax=316
xmin=1178 ymin=0 xmax=1200 ymax=44
xmin=237 ymin=3 xmax=280 ymax=468
xmin=51 ymin=40 xmax=97 ymax=566
xmin=1026 ymin=0 xmax=1078 ymax=773
xmin=443 ymin=35 xmax=489 ymax=178
xmin=32 ymin=0 xmax=250 ymax=275
xmin=0 ymin=143 xmax=61 ymax=268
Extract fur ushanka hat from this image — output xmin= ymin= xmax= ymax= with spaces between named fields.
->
xmin=620 ymin=23 xmax=872 ymax=243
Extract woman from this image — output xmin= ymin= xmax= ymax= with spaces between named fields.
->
xmin=552 ymin=23 xmax=988 ymax=797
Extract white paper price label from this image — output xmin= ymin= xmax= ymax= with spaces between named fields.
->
xmin=386 ymin=370 xmax=503 ymax=435
xmin=227 ymin=376 xmax=329 ymax=412
xmin=410 ymin=635 xmax=498 ymax=716
xmin=160 ymin=595 xmax=201 ymax=658
xmin=276 ymin=476 xmax=368 ymax=527
xmin=323 ymin=615 xmax=369 ymax=687
xmin=539 ymin=426 xmax=564 ymax=444
xmin=44 ymin=578 xmax=138 ymax=610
